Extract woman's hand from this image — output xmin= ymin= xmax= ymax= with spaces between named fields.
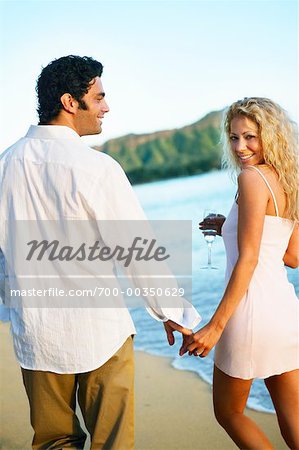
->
xmin=199 ymin=214 xmax=226 ymax=236
xmin=179 ymin=321 xmax=224 ymax=358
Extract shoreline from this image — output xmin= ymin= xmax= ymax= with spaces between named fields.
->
xmin=1 ymin=323 xmax=287 ymax=449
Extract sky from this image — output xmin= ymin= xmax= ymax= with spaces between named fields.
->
xmin=0 ymin=0 xmax=297 ymax=150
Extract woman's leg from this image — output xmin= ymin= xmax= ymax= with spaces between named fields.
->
xmin=213 ymin=365 xmax=274 ymax=449
xmin=264 ymin=369 xmax=299 ymax=449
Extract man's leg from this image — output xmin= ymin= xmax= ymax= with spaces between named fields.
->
xmin=77 ymin=337 xmax=134 ymax=450
xmin=21 ymin=368 xmax=87 ymax=449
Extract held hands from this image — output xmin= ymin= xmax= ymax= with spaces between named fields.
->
xmin=179 ymin=321 xmax=224 ymax=358
xmin=199 ymin=214 xmax=226 ymax=236
xmin=163 ymin=319 xmax=223 ymax=358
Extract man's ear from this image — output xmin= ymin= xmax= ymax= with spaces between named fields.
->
xmin=60 ymin=93 xmax=78 ymax=114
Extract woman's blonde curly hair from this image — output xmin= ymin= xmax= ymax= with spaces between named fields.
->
xmin=221 ymin=97 xmax=299 ymax=222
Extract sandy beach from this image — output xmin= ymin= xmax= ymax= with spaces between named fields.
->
xmin=1 ymin=323 xmax=287 ymax=450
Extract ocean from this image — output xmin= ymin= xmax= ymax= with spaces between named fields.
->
xmin=130 ymin=170 xmax=299 ymax=413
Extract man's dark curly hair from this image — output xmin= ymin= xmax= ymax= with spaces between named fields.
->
xmin=36 ymin=55 xmax=103 ymax=124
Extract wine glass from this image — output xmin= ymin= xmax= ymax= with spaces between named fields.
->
xmin=201 ymin=209 xmax=218 ymax=270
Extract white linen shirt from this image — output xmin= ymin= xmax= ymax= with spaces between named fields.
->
xmin=0 ymin=125 xmax=201 ymax=373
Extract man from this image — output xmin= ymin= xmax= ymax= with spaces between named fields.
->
xmin=0 ymin=55 xmax=200 ymax=449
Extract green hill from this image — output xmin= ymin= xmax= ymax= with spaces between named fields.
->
xmin=94 ymin=109 xmax=224 ymax=184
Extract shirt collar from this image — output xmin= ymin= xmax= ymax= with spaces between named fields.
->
xmin=26 ymin=125 xmax=81 ymax=140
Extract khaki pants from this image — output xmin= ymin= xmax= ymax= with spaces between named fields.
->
xmin=21 ymin=337 xmax=134 ymax=450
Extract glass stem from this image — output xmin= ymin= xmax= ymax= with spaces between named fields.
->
xmin=207 ymin=243 xmax=212 ymax=266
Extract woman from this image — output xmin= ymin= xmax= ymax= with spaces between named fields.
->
xmin=184 ymin=97 xmax=299 ymax=449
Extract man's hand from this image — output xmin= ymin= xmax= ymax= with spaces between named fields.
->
xmin=199 ymin=214 xmax=226 ymax=236
xmin=163 ymin=320 xmax=193 ymax=349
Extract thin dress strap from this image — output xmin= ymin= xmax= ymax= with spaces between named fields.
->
xmin=247 ymin=166 xmax=279 ymax=217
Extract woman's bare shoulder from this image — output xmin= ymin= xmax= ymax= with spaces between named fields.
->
xmin=237 ymin=167 xmax=267 ymax=186
xmin=237 ymin=168 xmax=269 ymax=208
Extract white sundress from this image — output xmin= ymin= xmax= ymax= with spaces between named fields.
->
xmin=214 ymin=166 xmax=299 ymax=379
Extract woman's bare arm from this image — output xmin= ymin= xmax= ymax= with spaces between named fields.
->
xmin=283 ymin=224 xmax=299 ymax=268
